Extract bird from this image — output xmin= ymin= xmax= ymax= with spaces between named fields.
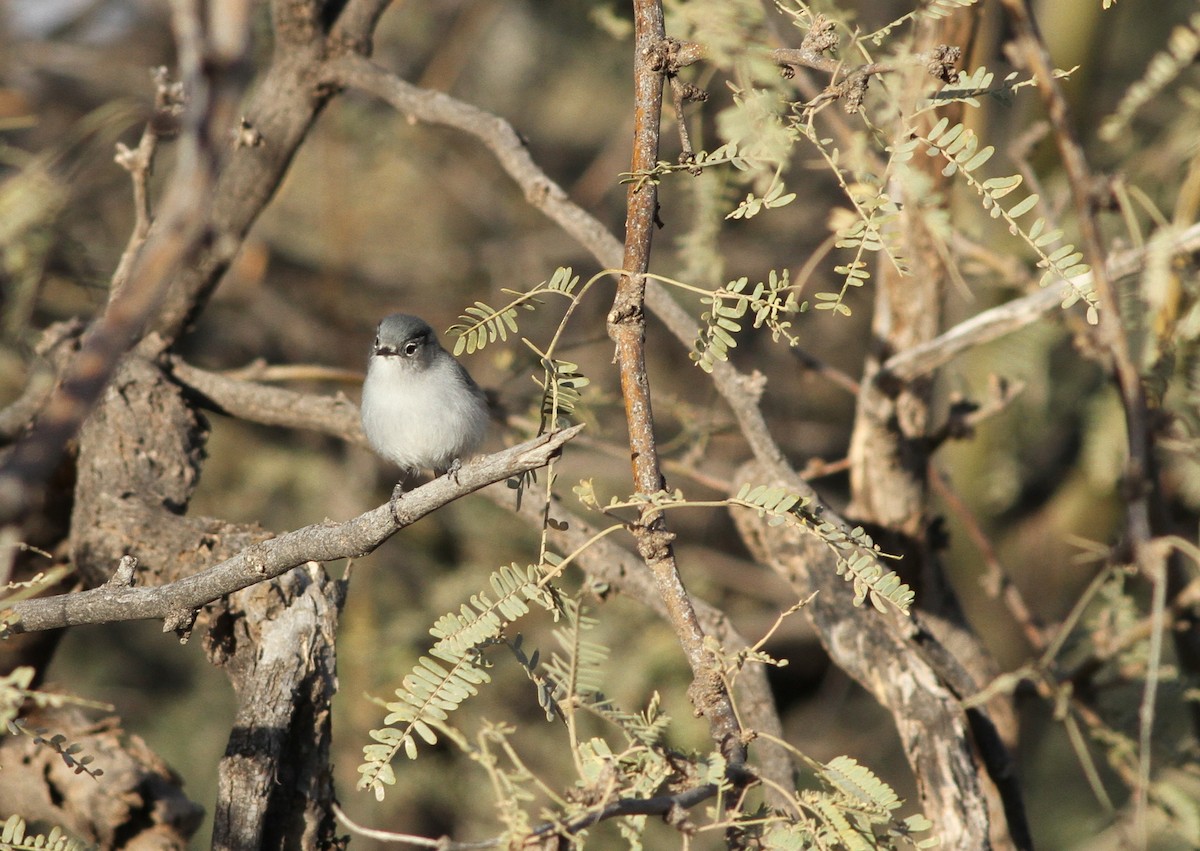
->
xmin=360 ymin=313 xmax=489 ymax=483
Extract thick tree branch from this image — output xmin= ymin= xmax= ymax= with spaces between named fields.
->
xmin=0 ymin=12 xmax=239 ymax=526
xmin=170 ymin=357 xmax=366 ymax=443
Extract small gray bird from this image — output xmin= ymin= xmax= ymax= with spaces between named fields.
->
xmin=360 ymin=313 xmax=489 ymax=475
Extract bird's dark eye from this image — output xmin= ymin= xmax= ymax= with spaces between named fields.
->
xmin=403 ymin=340 xmax=420 ymax=356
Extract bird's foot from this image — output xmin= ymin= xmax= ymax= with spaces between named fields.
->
xmin=447 ymin=457 xmax=463 ymax=484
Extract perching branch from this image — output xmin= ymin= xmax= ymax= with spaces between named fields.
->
xmin=0 ymin=426 xmax=582 ymax=636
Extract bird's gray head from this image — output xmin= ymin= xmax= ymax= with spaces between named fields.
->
xmin=372 ymin=313 xmax=443 ymax=370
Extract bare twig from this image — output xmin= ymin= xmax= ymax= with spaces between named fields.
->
xmin=881 ymin=221 xmax=1200 ymax=382
xmin=169 ymin=358 xmax=365 ymax=443
xmin=109 ymin=67 xmax=185 ymax=302
xmin=930 ymin=469 xmax=1047 ymax=651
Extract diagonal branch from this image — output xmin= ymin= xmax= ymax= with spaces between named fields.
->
xmin=0 ymin=7 xmax=241 ymax=526
xmin=0 ymin=426 xmax=581 ymax=636
xmin=882 ymin=210 xmax=1200 ymax=384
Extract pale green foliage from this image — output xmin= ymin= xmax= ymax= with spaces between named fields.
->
xmin=755 ymin=754 xmax=935 ymax=849
xmin=356 ymin=561 xmax=562 ymax=800
xmin=448 ymin=266 xmax=592 ymax=435
xmin=862 ymin=0 xmax=982 ymax=45
xmin=793 ymin=121 xmax=913 ymax=316
xmin=665 ymin=0 xmax=767 ymax=70
xmin=674 ymin=163 xmax=729 ymax=289
xmin=574 ymin=480 xmax=914 ymax=614
xmin=1153 ymin=775 xmax=1200 ymax=847
xmin=0 ymin=815 xmax=86 ymax=851
xmin=733 ymin=484 xmax=915 ymax=613
xmin=806 ymin=756 xmax=937 ymax=849
xmin=448 ymin=266 xmax=580 ymax=356
xmin=1086 ymin=571 xmax=1147 ymax=672
xmin=1100 ymin=12 xmax=1200 ymax=141
xmin=0 ymin=665 xmax=37 ymax=730
xmin=2 ymin=654 xmax=109 ymax=783
xmin=541 ymin=600 xmax=675 ymax=745
xmin=912 ymin=116 xmax=1101 ymax=323
xmin=6 ymin=717 xmax=105 ymax=782
xmin=717 ymin=85 xmax=794 ymax=166
xmin=542 ymin=598 xmax=606 ymax=708
xmin=691 ymin=270 xmax=803 ymax=372
xmin=925 ymin=63 xmax=1074 ymax=109
xmin=726 ymin=176 xmax=796 ymax=220
xmin=359 ymin=572 xmax=931 ymax=848
xmin=535 ymin=357 xmax=590 ymax=431
xmin=820 ymin=185 xmax=906 ymax=317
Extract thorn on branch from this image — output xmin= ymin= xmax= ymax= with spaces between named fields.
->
xmin=837 ymin=72 xmax=869 ymax=114
xmin=668 ymin=76 xmax=707 ymax=168
xmin=663 ymin=802 xmax=693 ymax=832
xmin=164 ymin=606 xmax=198 ymax=642
xmin=647 ymin=38 xmax=704 ymax=75
xmin=149 ymin=66 xmax=185 ymax=138
xmin=105 ymin=555 xmax=138 ymax=587
xmin=649 ymin=38 xmax=709 ymax=171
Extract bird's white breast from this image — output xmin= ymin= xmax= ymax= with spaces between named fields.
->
xmin=360 ymin=355 xmax=488 ymax=472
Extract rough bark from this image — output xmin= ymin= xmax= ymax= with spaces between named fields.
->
xmin=839 ymin=12 xmax=1026 ymax=850
xmin=733 ymin=462 xmax=1027 ymax=851
xmin=209 ymin=565 xmax=345 ymax=851
xmin=0 ymin=706 xmax=203 ymax=849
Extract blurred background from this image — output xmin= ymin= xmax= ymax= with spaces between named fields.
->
xmin=3 ymin=0 xmax=1200 ymax=847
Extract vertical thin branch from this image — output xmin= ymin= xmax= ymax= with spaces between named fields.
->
xmin=999 ymin=2 xmax=1165 ymax=841
xmin=998 ymin=0 xmax=1154 ymax=554
xmin=608 ymin=0 xmax=745 ymax=767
